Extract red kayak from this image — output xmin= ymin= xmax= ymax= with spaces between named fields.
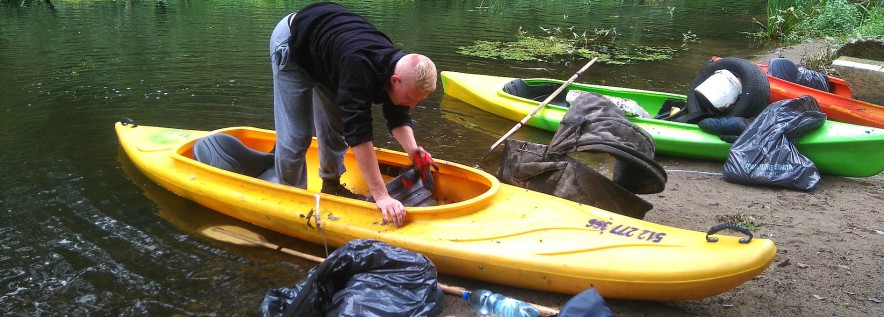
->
xmin=711 ymin=56 xmax=884 ymax=129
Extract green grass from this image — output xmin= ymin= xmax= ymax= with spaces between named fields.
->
xmin=801 ymin=0 xmax=863 ymax=37
xmin=858 ymin=4 xmax=884 ymax=35
xmin=758 ymin=0 xmax=883 ymax=73
xmin=760 ymin=0 xmax=884 ymax=42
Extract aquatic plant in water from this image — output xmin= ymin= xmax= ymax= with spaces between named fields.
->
xmin=458 ymin=26 xmax=678 ymax=65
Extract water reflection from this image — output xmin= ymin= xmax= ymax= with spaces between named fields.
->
xmin=116 ymin=149 xmax=324 ymax=314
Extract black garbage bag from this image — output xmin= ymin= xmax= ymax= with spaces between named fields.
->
xmin=261 ymin=239 xmax=443 ymax=317
xmin=723 ymin=96 xmax=826 ymax=191
xmin=557 ymin=287 xmax=615 ymax=317
xmin=768 ymin=58 xmax=831 ymax=93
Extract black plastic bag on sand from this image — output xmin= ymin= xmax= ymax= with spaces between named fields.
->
xmin=261 ymin=239 xmax=443 ymax=317
xmin=557 ymin=287 xmax=616 ymax=317
xmin=724 ymin=96 xmax=826 ymax=191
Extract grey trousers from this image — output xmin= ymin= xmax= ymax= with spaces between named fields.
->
xmin=270 ymin=13 xmax=348 ymax=189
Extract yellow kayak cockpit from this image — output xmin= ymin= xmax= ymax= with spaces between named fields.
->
xmin=165 ymin=126 xmax=501 ymax=218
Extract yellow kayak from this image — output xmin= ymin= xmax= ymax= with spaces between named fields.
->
xmin=115 ymin=121 xmax=776 ymax=301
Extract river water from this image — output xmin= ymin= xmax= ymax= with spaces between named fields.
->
xmin=1 ymin=0 xmax=772 ymax=314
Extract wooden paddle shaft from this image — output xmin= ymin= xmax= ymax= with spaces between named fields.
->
xmin=486 ymin=57 xmax=599 ymax=156
xmin=522 ymin=58 xmax=598 ymax=123
xmin=277 ymin=243 xmax=560 ymax=316
xmin=215 ymin=226 xmax=560 ymax=316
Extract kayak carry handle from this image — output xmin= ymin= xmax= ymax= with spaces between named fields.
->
xmin=705 ymin=223 xmax=753 ymax=244
xmin=120 ymin=117 xmax=138 ymax=127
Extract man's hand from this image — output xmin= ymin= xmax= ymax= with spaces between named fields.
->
xmin=375 ymin=195 xmax=406 ymax=227
xmin=409 ymin=147 xmax=438 ymax=191
xmin=351 ymin=141 xmax=407 ymax=227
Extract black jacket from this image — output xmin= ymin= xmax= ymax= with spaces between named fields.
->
xmin=290 ymin=2 xmax=413 ymax=146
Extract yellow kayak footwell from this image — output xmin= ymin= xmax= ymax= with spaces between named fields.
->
xmin=115 ymin=122 xmax=776 ymax=301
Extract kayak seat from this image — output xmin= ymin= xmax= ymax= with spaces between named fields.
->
xmin=503 ymin=79 xmax=570 ymax=108
xmin=193 ymin=133 xmax=277 ymax=182
xmin=192 ymin=133 xmax=431 ymax=205
xmin=367 ymin=169 xmax=437 ymax=207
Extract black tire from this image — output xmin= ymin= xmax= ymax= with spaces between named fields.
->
xmin=687 ymin=57 xmax=770 ymax=119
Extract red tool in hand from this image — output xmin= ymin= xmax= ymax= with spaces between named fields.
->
xmin=403 ymin=148 xmax=439 ymax=191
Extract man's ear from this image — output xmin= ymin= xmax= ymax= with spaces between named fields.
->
xmin=389 ymin=74 xmax=402 ymax=84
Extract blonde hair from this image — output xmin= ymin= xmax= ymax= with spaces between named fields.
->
xmin=412 ymin=56 xmax=436 ymax=93
xmin=406 ymin=54 xmax=437 ymax=93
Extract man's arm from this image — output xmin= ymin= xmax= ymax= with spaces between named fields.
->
xmin=351 ymin=141 xmax=406 ymax=227
xmin=391 ymin=125 xmax=418 ymax=154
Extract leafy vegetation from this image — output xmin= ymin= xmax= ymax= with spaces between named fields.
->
xmin=458 ymin=26 xmax=679 ymax=65
xmin=756 ymin=0 xmax=882 ymax=73
xmin=807 ymin=0 xmax=863 ymax=36
xmin=857 ymin=2 xmax=884 ymax=35
xmin=2 ymin=0 xmax=57 ymax=8
xmin=758 ymin=0 xmax=884 ymax=42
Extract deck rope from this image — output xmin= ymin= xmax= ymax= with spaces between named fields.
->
xmin=315 ymin=194 xmax=329 ymax=257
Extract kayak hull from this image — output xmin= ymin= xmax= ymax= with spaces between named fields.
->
xmin=440 ymin=71 xmax=884 ymax=177
xmin=116 ymin=122 xmax=776 ymax=301
xmin=749 ymin=59 xmax=884 ymax=129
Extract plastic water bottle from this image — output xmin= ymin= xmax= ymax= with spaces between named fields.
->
xmin=464 ymin=289 xmax=541 ymax=317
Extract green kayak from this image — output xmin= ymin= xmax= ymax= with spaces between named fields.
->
xmin=440 ymin=71 xmax=884 ymax=177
